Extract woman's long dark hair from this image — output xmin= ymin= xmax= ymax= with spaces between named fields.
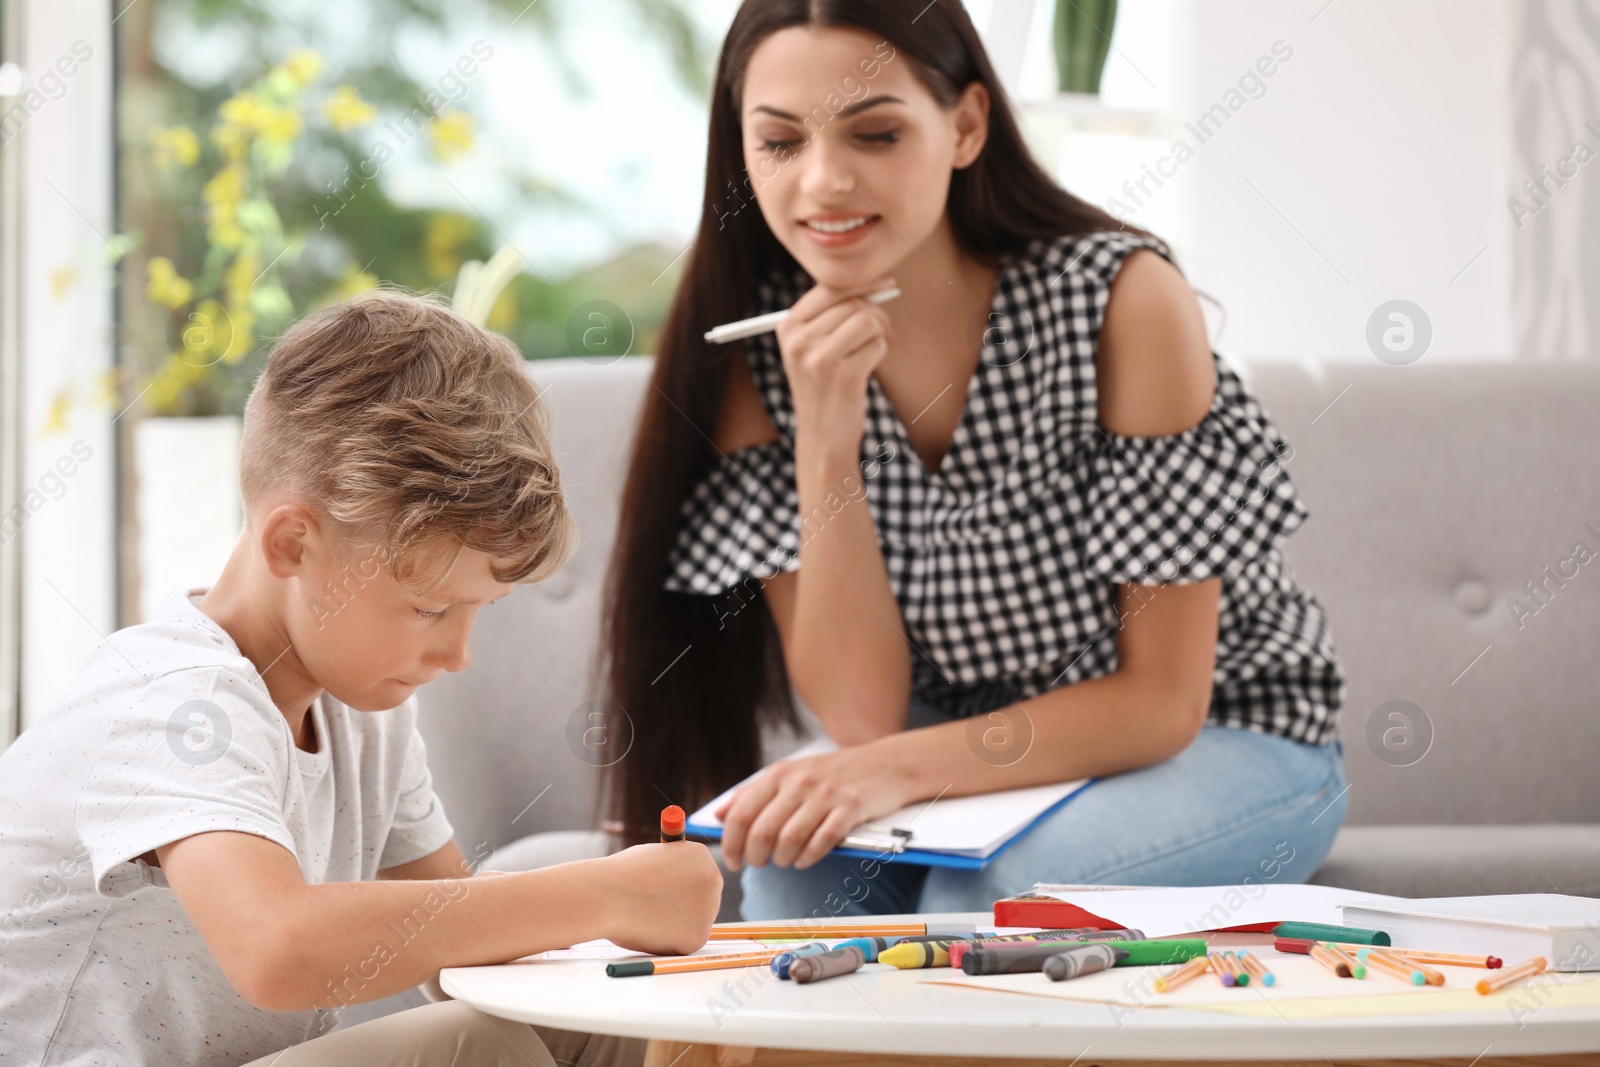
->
xmin=600 ymin=0 xmax=1161 ymax=844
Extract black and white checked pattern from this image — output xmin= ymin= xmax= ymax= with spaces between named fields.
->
xmin=664 ymin=231 xmax=1345 ymax=745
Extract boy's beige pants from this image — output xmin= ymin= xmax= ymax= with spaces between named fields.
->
xmin=240 ymin=1000 xmax=645 ymax=1067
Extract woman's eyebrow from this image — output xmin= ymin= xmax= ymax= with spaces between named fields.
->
xmin=749 ymin=96 xmax=904 ymax=122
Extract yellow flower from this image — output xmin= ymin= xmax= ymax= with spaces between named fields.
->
xmin=203 ymin=163 xmax=247 ymax=211
xmin=213 ymin=91 xmax=303 ymax=156
xmin=335 ymin=263 xmax=379 ymax=299
xmin=218 ymin=90 xmax=263 ymax=132
xmin=282 ymin=49 xmax=325 ymax=87
xmin=49 ymin=265 xmax=78 ymax=302
xmin=212 ymin=121 xmax=249 ymax=162
xmin=178 ymin=298 xmax=232 ymax=366
xmin=423 ymin=213 xmax=473 ymax=280
xmin=145 ymin=355 xmax=213 ymax=417
xmin=322 ymin=85 xmax=376 ymax=134
xmin=40 ymin=389 xmax=71 ymax=437
xmin=426 ymin=110 xmax=474 ymax=163
xmin=255 ymin=104 xmax=303 ymax=147
xmin=223 ymin=304 xmax=256 ymax=362
xmin=146 ymin=256 xmax=194 ymax=310
xmin=93 ymin=370 xmax=120 ymax=409
xmin=488 ymin=286 xmax=516 ymax=332
xmin=224 ymin=250 xmax=259 ymax=308
xmin=149 ymin=125 xmax=200 ymax=170
xmin=203 ymin=164 xmax=248 ymax=249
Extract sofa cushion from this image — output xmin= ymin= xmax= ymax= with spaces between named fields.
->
xmin=1309 ymin=824 xmax=1600 ymax=897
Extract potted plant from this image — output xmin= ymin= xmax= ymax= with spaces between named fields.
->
xmin=1054 ymin=0 xmax=1118 ymax=95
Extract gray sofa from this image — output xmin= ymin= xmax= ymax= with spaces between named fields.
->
xmin=422 ymin=354 xmax=1600 ymax=899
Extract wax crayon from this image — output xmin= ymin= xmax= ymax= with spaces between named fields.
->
xmin=1112 ymin=939 xmax=1208 ymax=967
xmin=831 ymin=932 xmax=983 ymax=962
xmin=1272 ymin=921 xmax=1388 ymax=946
xmin=877 ymin=938 xmax=966 ymax=969
xmin=946 ymin=928 xmax=1144 ymax=970
xmin=789 ymin=946 xmax=866 ymax=984
xmin=1043 ymin=943 xmax=1128 ymax=982
xmin=769 ymin=942 xmax=831 ymax=979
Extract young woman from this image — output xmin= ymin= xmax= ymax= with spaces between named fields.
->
xmin=601 ymin=0 xmax=1349 ymax=919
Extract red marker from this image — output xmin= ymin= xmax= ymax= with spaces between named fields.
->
xmin=660 ymin=805 xmax=686 ymax=843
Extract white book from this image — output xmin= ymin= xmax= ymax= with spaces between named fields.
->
xmin=685 ymin=737 xmax=1093 ymax=868
xmin=1339 ymin=893 xmax=1600 ymax=971
xmin=1018 ymin=883 xmax=1405 ymax=936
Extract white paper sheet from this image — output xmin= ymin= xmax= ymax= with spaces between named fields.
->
xmin=1020 ymin=884 xmax=1407 ymax=937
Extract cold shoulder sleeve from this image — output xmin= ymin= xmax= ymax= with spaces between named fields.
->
xmin=663 ymin=439 xmax=803 ymax=596
xmin=1075 ymin=358 xmax=1308 ymax=586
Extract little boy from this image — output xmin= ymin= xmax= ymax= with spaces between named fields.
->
xmin=0 ymin=290 xmax=722 ymax=1066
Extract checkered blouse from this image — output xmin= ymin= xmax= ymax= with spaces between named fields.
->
xmin=663 ymin=230 xmax=1345 ymax=746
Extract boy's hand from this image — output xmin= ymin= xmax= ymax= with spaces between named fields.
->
xmin=596 ymin=842 xmax=722 ymax=956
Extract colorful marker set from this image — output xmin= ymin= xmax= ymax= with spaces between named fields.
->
xmin=637 ymin=816 xmax=1551 ymax=997
xmin=1144 ymin=938 xmax=1545 ymax=996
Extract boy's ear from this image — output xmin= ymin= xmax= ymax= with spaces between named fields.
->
xmin=257 ymin=503 xmax=322 ymax=581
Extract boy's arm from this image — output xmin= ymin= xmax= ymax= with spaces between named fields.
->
xmin=157 ymin=829 xmax=720 ymax=1012
xmin=377 ymin=839 xmax=474 ymax=881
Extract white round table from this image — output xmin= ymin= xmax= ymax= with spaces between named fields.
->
xmin=440 ymin=913 xmax=1600 ymax=1065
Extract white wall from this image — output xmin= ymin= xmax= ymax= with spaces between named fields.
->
xmin=1185 ymin=0 xmax=1514 ymax=361
xmin=10 ymin=0 xmax=117 ymax=730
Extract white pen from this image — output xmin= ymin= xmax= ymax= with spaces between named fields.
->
xmin=703 ymin=286 xmax=902 ymax=344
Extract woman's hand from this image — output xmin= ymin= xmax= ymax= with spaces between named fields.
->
xmin=773 ymin=276 xmax=897 ymax=460
xmin=715 ymin=741 xmax=913 ymax=871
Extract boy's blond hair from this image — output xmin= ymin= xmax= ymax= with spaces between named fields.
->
xmin=240 ymin=288 xmax=575 ymax=592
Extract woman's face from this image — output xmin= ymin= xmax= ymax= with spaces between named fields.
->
xmin=739 ymin=26 xmax=989 ymax=289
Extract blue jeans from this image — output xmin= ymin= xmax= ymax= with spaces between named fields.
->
xmin=739 ymin=705 xmax=1350 ymax=920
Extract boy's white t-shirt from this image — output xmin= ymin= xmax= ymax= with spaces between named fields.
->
xmin=0 ymin=588 xmax=456 ymax=1067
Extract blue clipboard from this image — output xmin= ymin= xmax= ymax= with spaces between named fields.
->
xmin=687 ymin=777 xmax=1101 ymax=871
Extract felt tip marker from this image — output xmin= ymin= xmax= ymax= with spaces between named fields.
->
xmin=1235 ymin=950 xmax=1276 ymax=987
xmin=659 ymin=805 xmax=685 ymax=843
xmin=1475 ymin=956 xmax=1546 ymax=995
